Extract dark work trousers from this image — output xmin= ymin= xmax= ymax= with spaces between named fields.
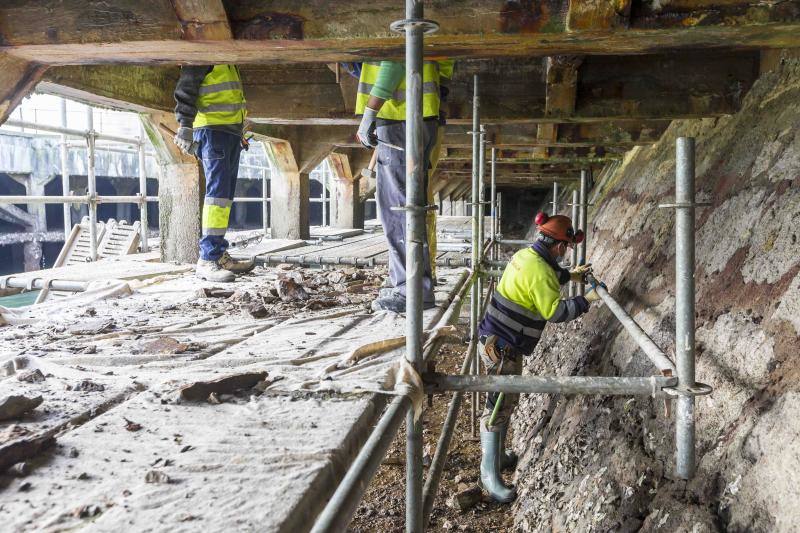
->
xmin=375 ymin=120 xmax=438 ymax=303
xmin=479 ymin=335 xmax=526 ymax=432
xmin=194 ymin=128 xmax=243 ymax=262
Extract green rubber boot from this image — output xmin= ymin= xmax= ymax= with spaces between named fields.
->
xmin=499 ymin=424 xmax=518 ymax=471
xmin=480 ymin=428 xmax=516 ymax=503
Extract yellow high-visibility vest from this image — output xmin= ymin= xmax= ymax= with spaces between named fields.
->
xmin=193 ymin=65 xmax=247 ymax=128
xmin=355 ymin=61 xmax=445 ymax=120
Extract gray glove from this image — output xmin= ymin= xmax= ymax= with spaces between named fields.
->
xmin=174 ymin=126 xmax=194 ymax=154
xmin=357 ymin=107 xmax=378 ymax=149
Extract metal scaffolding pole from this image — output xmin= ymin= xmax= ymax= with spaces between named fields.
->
xmin=586 ymin=273 xmax=676 ymax=375
xmin=398 ymin=1 xmax=432 ymax=529
xmin=675 ymin=136 xmax=697 ymax=479
xmin=321 ymin=160 xmax=328 ymax=227
xmin=59 ymin=98 xmax=71 ymax=240
xmin=425 ymin=374 xmax=678 ymax=396
xmin=490 ymin=147 xmax=497 ymax=261
xmin=577 ymin=169 xmax=588 ymax=295
xmin=569 ymin=189 xmax=579 ymax=296
xmin=137 ymin=126 xmax=149 ymax=253
xmin=309 ymin=395 xmax=408 ymax=533
xmin=469 ymin=73 xmax=481 ymax=439
xmin=552 ymin=181 xmax=559 ymax=214
xmin=86 ymin=108 xmax=98 ymax=261
xmin=262 ymin=165 xmax=270 ymax=236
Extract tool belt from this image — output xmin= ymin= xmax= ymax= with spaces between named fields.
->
xmin=479 ymin=334 xmax=521 ymax=374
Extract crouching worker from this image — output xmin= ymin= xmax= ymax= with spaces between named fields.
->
xmin=477 ymin=212 xmax=601 ymax=502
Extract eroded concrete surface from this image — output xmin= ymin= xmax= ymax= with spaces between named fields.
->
xmin=0 ymin=229 xmax=468 ymax=532
xmin=511 ymin=58 xmax=800 ymax=532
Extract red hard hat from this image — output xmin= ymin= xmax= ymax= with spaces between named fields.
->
xmin=535 ymin=212 xmax=584 ymax=244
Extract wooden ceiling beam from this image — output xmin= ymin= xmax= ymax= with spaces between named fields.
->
xmin=171 ymin=0 xmax=233 ymax=41
xmin=2 ymin=1 xmax=800 ymax=63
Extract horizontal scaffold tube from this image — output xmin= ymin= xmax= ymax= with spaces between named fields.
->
xmin=424 ymin=374 xmax=678 ymax=397
xmin=1 ymin=277 xmax=89 ymax=292
xmin=586 ymin=273 xmax=677 ymax=375
xmin=254 ymin=254 xmax=473 ymax=268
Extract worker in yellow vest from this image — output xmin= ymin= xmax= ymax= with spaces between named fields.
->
xmin=173 ymin=64 xmax=255 ymax=282
xmin=355 ymin=60 xmax=453 ymax=312
xmin=476 ymin=213 xmax=600 ymax=502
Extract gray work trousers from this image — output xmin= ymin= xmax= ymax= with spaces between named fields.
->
xmin=375 ymin=120 xmax=438 ymax=303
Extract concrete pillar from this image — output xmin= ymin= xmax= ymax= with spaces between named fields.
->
xmin=328 ymin=152 xmax=365 ymax=230
xmin=159 ymin=162 xmax=203 ymax=263
xmin=266 ymin=140 xmax=311 ymax=239
xmin=23 ymin=178 xmax=46 ymax=271
xmin=141 ymin=112 xmax=202 ymax=263
xmin=0 ymin=53 xmax=45 ymax=124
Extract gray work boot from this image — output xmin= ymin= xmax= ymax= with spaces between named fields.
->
xmin=480 ymin=428 xmax=516 ymax=503
xmin=371 ymin=292 xmax=436 ymax=313
xmin=196 ymin=258 xmax=236 ymax=283
xmin=219 ymin=251 xmax=255 ymax=274
xmin=498 ymin=424 xmax=518 ymax=471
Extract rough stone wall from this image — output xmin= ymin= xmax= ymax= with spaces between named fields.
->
xmin=511 ymin=57 xmax=800 ymax=532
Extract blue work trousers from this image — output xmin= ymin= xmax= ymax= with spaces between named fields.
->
xmin=195 ymin=128 xmax=243 ymax=261
xmin=375 ymin=120 xmax=438 ymax=303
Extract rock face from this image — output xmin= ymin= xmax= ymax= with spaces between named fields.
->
xmin=511 ymin=57 xmax=800 ymax=532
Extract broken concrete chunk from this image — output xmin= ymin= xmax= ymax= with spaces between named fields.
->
xmin=247 ymin=302 xmax=269 ymax=318
xmin=275 ymin=278 xmax=309 ymax=302
xmin=179 ymin=371 xmax=268 ymax=402
xmin=0 ymin=395 xmax=43 ymax=422
xmin=448 ymin=486 xmax=482 ymax=512
xmin=71 ymin=380 xmax=105 ymax=393
xmin=16 ymin=369 xmax=45 ymax=383
xmin=1 ymin=360 xmax=15 ymax=377
xmin=9 ymin=462 xmax=30 ymax=477
xmin=145 ymin=470 xmax=171 ymax=484
xmin=69 ymin=319 xmax=116 ymax=335
xmin=124 ymin=418 xmax=142 ymax=432
xmin=199 ymin=287 xmax=235 ymax=299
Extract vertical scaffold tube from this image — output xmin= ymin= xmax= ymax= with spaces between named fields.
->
xmin=470 ymin=74 xmax=481 ymax=439
xmin=552 ymin=181 xmax=559 ymax=214
xmin=404 ymin=1 xmax=426 ymax=530
xmin=569 ymin=189 xmax=579 ymax=296
xmin=137 ymin=127 xmax=149 ymax=253
xmin=262 ymin=166 xmax=269 ymax=236
xmin=86 ymin=107 xmax=98 ymax=261
xmin=59 ymin=98 xmax=71 ymax=240
xmin=577 ymin=170 xmax=588 ymax=295
xmin=490 ymin=147 xmax=497 ymax=261
xmin=675 ymin=137 xmax=697 ymax=479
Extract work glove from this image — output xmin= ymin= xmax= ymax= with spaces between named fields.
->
xmin=174 ymin=126 xmax=194 ymax=154
xmin=570 ymin=263 xmax=592 ymax=283
xmin=357 ymin=107 xmax=379 ymax=149
xmin=585 ymin=288 xmax=602 ymax=304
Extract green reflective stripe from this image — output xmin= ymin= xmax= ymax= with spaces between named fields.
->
xmin=202 ymin=203 xmax=231 ymax=230
xmin=204 ymin=197 xmax=232 ymax=208
xmin=198 ymin=103 xmax=247 ymax=113
xmin=492 ymin=291 xmax=543 ymax=321
xmin=358 ymin=81 xmax=439 ymax=101
xmin=198 ymin=81 xmax=243 ymax=95
xmin=486 ymin=305 xmax=542 ymax=338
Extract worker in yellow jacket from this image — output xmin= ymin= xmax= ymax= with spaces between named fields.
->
xmin=173 ymin=64 xmax=255 ymax=282
xmin=477 ymin=212 xmax=601 ymax=502
xmin=355 ymin=60 xmax=453 ymax=312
